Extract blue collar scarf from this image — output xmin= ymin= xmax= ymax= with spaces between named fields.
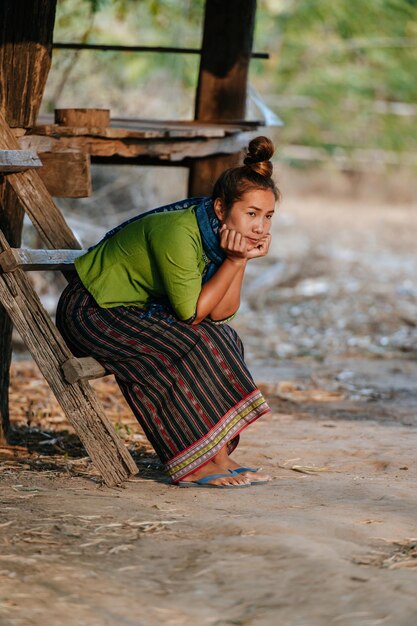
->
xmin=91 ymin=196 xmax=225 ymax=282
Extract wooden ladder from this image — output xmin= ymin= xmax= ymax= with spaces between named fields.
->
xmin=0 ymin=113 xmax=138 ymax=486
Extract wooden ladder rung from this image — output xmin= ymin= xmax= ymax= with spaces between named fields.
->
xmin=0 ymin=248 xmax=86 ymax=272
xmin=62 ymin=357 xmax=107 ymax=384
xmin=0 ymin=149 xmax=42 ymax=173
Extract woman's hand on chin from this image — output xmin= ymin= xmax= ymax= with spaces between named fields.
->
xmin=220 ymin=225 xmax=271 ymax=261
xmin=219 ymin=225 xmax=248 ymax=262
xmin=245 ymin=233 xmax=271 ymax=259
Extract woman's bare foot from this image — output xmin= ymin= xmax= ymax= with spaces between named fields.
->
xmin=212 ymin=446 xmax=272 ymax=483
xmin=182 ymin=460 xmax=250 ymax=487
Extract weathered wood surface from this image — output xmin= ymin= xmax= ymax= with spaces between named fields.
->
xmin=15 ymin=115 xmax=262 ymax=166
xmin=0 ymin=248 xmax=85 ymax=272
xmin=31 ymin=115 xmax=258 ymax=138
xmin=189 ymin=0 xmax=257 ymax=195
xmin=55 ymin=108 xmax=110 ymax=128
xmin=0 ymin=111 xmax=81 ymax=249
xmin=0 ymin=1 xmax=57 ymax=128
xmin=62 ymin=357 xmax=107 ymax=384
xmin=0 ymin=0 xmax=57 ymax=441
xmin=19 ymin=131 xmax=258 ymax=165
xmin=0 ymin=230 xmax=138 ymax=485
xmin=0 ymin=185 xmax=24 ymax=441
xmin=37 ymin=152 xmax=92 ymax=198
xmin=0 ymin=150 xmax=42 ymax=173
xmin=195 ymin=0 xmax=256 ymax=122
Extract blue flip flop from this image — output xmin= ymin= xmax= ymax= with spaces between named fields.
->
xmin=231 ymin=467 xmax=260 ymax=474
xmin=230 ymin=468 xmax=271 ymax=485
xmin=177 ymin=472 xmax=251 ymax=489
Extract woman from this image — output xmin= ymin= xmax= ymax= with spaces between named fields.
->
xmin=56 ymin=136 xmax=280 ymax=488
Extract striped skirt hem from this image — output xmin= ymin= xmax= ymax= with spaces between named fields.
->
xmin=167 ymin=389 xmax=269 ymax=482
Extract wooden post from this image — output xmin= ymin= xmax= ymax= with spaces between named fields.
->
xmin=0 ymin=185 xmax=22 ymax=440
xmin=188 ymin=0 xmax=257 ymax=196
xmin=0 ymin=0 xmax=57 ymax=442
xmin=0 ymin=0 xmax=57 ymax=129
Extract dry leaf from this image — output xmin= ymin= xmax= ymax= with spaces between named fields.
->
xmin=290 ymin=465 xmax=331 ymax=474
xmin=388 ymin=559 xmax=417 ymax=570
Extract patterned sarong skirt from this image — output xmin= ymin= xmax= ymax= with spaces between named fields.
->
xmin=56 ymin=277 xmax=270 ymax=483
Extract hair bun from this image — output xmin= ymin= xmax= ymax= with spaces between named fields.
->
xmin=243 ymin=136 xmax=275 ymax=178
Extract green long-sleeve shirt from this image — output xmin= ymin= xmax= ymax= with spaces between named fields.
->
xmin=75 ymin=206 xmax=207 ymax=322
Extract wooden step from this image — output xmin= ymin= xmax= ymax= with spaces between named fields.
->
xmin=62 ymin=357 xmax=107 ymax=384
xmin=0 ymin=149 xmax=42 ymax=173
xmin=0 ymin=248 xmax=86 ymax=272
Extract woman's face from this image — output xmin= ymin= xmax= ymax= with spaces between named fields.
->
xmin=214 ymin=189 xmax=276 ymax=250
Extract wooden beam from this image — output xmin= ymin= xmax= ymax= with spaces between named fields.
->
xmin=188 ymin=0 xmax=257 ymax=196
xmin=37 ymin=152 xmax=92 ymax=198
xmin=0 ymin=150 xmax=42 ymax=173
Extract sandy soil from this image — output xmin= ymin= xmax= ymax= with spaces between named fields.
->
xmin=1 ymin=191 xmax=417 ymax=626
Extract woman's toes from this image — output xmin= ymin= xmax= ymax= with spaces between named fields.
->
xmin=244 ymin=471 xmax=271 ymax=482
xmin=219 ymin=475 xmax=249 ymax=487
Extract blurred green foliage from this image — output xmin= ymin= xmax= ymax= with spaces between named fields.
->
xmin=44 ymin=0 xmax=417 ymax=154
xmin=44 ymin=0 xmax=205 ymax=118
xmin=261 ymin=0 xmax=417 ymax=154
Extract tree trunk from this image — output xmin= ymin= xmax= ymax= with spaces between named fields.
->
xmin=0 ymin=0 xmax=57 ymax=442
xmin=188 ymin=0 xmax=257 ymax=196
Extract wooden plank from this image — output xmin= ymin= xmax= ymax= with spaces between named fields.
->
xmin=188 ymin=0 xmax=257 ymax=196
xmin=30 ymin=125 xmax=168 ymax=140
xmin=29 ymin=124 xmax=228 ymax=140
xmin=0 ymin=150 xmax=42 ymax=173
xmin=109 ymin=118 xmax=260 ymax=130
xmin=37 ymin=152 xmax=92 ymax=198
xmin=0 ymin=110 xmax=81 ymax=250
xmin=55 ymin=108 xmax=110 ymax=127
xmin=19 ymin=132 xmax=258 ymax=164
xmin=35 ymin=114 xmax=260 ymax=132
xmin=0 ymin=230 xmax=138 ymax=485
xmin=0 ymin=248 xmax=85 ymax=272
xmin=62 ymin=357 xmax=106 ymax=384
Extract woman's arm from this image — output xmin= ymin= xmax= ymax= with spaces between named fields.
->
xmin=193 ymin=228 xmax=272 ymax=325
xmin=193 ymin=226 xmax=247 ymax=324
xmin=193 ymin=256 xmax=246 ymax=324
xmin=208 ymin=260 xmax=246 ymax=322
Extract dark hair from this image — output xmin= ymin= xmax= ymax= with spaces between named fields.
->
xmin=212 ymin=136 xmax=280 ymax=213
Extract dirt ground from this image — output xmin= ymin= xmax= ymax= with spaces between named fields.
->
xmin=1 ymin=186 xmax=417 ymax=626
